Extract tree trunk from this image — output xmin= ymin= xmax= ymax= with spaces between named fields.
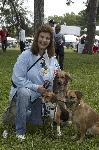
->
xmin=34 ymin=0 xmax=44 ymax=33
xmin=85 ymin=0 xmax=98 ymax=54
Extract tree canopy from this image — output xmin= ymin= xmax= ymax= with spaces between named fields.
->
xmin=0 ymin=0 xmax=34 ymax=37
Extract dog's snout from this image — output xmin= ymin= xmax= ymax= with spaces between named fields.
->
xmin=57 ymin=79 xmax=65 ymax=85
xmin=57 ymin=81 xmax=61 ymax=85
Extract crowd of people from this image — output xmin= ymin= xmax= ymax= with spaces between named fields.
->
xmin=76 ymin=35 xmax=99 ymax=54
xmin=0 ymin=25 xmax=26 ymax=53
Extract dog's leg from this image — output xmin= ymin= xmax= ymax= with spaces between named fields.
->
xmin=77 ymin=124 xmax=86 ymax=143
xmin=47 ymin=117 xmax=54 ymax=130
xmin=55 ymin=112 xmax=61 ymax=136
xmin=87 ymin=123 xmax=99 ymax=135
xmin=67 ymin=111 xmax=72 ymax=125
xmin=71 ymin=124 xmax=78 ymax=140
xmin=57 ymin=125 xmax=61 ymax=136
xmin=51 ymin=120 xmax=54 ymax=130
xmin=92 ymin=124 xmax=99 ymax=134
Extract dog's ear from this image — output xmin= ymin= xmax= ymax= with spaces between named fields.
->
xmin=75 ymin=91 xmax=83 ymax=100
xmin=65 ymin=73 xmax=72 ymax=83
xmin=42 ymin=90 xmax=48 ymax=97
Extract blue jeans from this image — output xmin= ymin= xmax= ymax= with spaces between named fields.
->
xmin=15 ymin=87 xmax=43 ymax=135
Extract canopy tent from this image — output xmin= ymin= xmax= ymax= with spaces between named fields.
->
xmin=64 ymin=34 xmax=77 ymax=42
xmin=61 ymin=25 xmax=81 ymax=36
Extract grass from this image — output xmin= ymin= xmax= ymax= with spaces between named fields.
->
xmin=0 ymin=48 xmax=99 ymax=150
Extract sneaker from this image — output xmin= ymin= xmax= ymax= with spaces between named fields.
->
xmin=16 ymin=134 xmax=25 ymax=141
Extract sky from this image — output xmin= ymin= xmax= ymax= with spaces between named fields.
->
xmin=26 ymin=0 xmax=87 ymax=18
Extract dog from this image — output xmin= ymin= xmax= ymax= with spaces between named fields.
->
xmin=65 ymin=90 xmax=99 ymax=143
xmin=53 ymin=70 xmax=72 ymax=123
xmin=53 ymin=70 xmax=72 ymax=97
xmin=42 ymin=91 xmax=69 ymax=136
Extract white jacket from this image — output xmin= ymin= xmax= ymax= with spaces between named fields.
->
xmin=9 ymin=50 xmax=60 ymax=101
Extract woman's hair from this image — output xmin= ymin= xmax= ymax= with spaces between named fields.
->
xmin=55 ymin=24 xmax=61 ymax=34
xmin=31 ymin=24 xmax=55 ymax=58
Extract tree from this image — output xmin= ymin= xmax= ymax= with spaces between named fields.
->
xmin=34 ymin=0 xmax=44 ymax=33
xmin=85 ymin=0 xmax=99 ymax=54
xmin=0 ymin=0 xmax=34 ymax=37
xmin=65 ymin=0 xmax=99 ymax=54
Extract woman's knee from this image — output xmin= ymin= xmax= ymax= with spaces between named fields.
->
xmin=16 ymin=88 xmax=31 ymax=108
xmin=17 ymin=87 xmax=31 ymax=99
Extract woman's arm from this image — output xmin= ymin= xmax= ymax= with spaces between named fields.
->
xmin=12 ymin=51 xmax=39 ymax=92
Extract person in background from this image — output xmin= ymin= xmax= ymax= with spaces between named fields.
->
xmin=54 ymin=24 xmax=65 ymax=70
xmin=18 ymin=26 xmax=25 ymax=53
xmin=0 ymin=26 xmax=9 ymax=52
xmin=80 ymin=35 xmax=86 ymax=54
xmin=7 ymin=24 xmax=60 ymax=141
xmin=76 ymin=37 xmax=79 ymax=53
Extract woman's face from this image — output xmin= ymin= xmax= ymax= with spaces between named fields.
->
xmin=38 ymin=32 xmax=51 ymax=51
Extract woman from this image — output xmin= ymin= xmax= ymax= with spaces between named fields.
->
xmin=9 ymin=24 xmax=60 ymax=140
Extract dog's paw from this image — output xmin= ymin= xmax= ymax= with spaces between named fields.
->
xmin=67 ymin=120 xmax=72 ymax=125
xmin=57 ymin=132 xmax=62 ymax=136
xmin=71 ymin=134 xmax=77 ymax=140
xmin=76 ymin=139 xmax=83 ymax=144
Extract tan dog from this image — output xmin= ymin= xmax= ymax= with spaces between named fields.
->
xmin=42 ymin=91 xmax=69 ymax=136
xmin=53 ymin=70 xmax=72 ymax=97
xmin=53 ymin=70 xmax=72 ymax=124
xmin=65 ymin=90 xmax=99 ymax=143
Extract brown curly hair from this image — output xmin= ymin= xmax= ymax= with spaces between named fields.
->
xmin=31 ymin=24 xmax=55 ymax=58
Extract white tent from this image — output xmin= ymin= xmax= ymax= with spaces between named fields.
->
xmin=64 ymin=34 xmax=77 ymax=42
xmin=61 ymin=25 xmax=81 ymax=36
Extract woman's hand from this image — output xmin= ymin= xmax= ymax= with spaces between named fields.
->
xmin=37 ymin=85 xmax=48 ymax=94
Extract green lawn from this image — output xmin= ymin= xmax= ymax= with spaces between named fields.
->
xmin=0 ymin=49 xmax=99 ymax=150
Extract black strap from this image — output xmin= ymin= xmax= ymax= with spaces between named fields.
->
xmin=12 ymin=52 xmax=45 ymax=88
xmin=43 ymin=80 xmax=51 ymax=89
xmin=12 ymin=80 xmax=17 ymax=88
xmin=27 ymin=52 xmax=45 ymax=72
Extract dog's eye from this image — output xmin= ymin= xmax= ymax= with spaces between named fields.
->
xmin=65 ymin=96 xmax=68 ymax=99
xmin=61 ymin=76 xmax=64 ymax=79
xmin=70 ymin=96 xmax=75 ymax=99
xmin=45 ymin=96 xmax=49 ymax=99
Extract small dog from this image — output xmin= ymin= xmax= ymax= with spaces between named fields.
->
xmin=53 ymin=70 xmax=72 ymax=124
xmin=53 ymin=70 xmax=72 ymax=97
xmin=42 ymin=91 xmax=69 ymax=136
xmin=65 ymin=90 xmax=99 ymax=143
